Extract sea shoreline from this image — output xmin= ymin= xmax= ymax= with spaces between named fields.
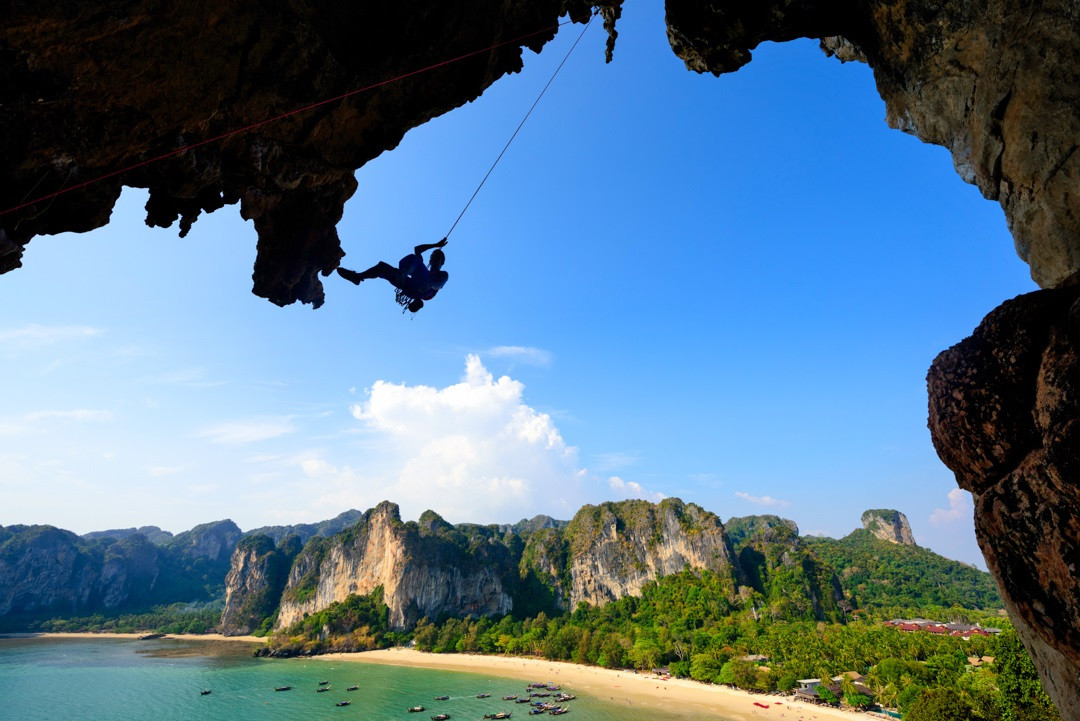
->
xmin=6 ymin=634 xmax=889 ymax=721
xmin=0 ymin=631 xmax=266 ymax=644
xmin=320 ymin=647 xmax=883 ymax=721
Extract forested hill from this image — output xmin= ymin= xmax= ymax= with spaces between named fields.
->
xmin=803 ymin=528 xmax=1002 ymax=610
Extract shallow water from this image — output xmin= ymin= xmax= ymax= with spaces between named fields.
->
xmin=0 ymin=637 xmax=708 ymax=721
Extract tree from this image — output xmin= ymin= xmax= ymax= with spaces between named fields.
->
xmin=906 ymin=687 xmax=974 ymax=721
xmin=994 ymin=629 xmax=1059 ymax=721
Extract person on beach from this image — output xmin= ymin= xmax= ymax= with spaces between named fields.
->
xmin=338 ymin=238 xmax=448 ymax=312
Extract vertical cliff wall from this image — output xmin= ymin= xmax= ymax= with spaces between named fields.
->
xmin=554 ymin=498 xmax=743 ymax=608
xmin=274 ymin=502 xmax=515 ymax=629
xmin=928 ymin=288 xmax=1080 ymax=720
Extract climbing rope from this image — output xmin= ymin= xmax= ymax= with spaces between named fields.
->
xmin=444 ymin=15 xmax=593 ymax=240
xmin=0 ymin=16 xmax=590 ymax=219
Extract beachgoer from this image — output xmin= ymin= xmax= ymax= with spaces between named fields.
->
xmin=338 ymin=238 xmax=449 ymax=312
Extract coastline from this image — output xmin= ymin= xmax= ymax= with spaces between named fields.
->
xmin=0 ymin=631 xmax=266 ymax=644
xmin=320 ymin=647 xmax=879 ymax=721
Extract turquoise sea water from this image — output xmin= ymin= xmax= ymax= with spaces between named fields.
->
xmin=0 ymin=637 xmax=700 ymax=721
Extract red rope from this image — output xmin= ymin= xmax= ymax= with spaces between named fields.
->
xmin=0 ymin=17 xmax=584 ymax=218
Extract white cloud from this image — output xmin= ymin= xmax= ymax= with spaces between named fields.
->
xmin=735 ymin=491 xmax=790 ymax=508
xmin=608 ymin=476 xmax=665 ymax=502
xmin=930 ymin=488 xmax=971 ymax=526
xmin=0 ymin=409 xmax=113 ymax=435
xmin=0 ymin=324 xmax=103 ymax=346
xmin=197 ymin=417 xmax=296 ymax=444
xmin=342 ymin=355 xmax=657 ymax=523
xmin=484 ymin=345 xmax=553 ymax=367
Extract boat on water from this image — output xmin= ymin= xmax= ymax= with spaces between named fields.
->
xmin=516 ymin=697 xmax=533 ymax=703
xmin=435 ymin=695 xmax=451 ymax=700
xmin=317 ymin=687 xmax=332 ymax=693
xmin=529 ymin=709 xmax=545 ymax=715
xmin=199 ymin=690 xmax=211 ymax=696
xmin=502 ymin=695 xmax=518 ymax=701
xmin=319 ymin=680 xmax=330 ymax=685
xmin=483 ymin=712 xmax=512 ymax=719
xmin=408 ymin=706 xmax=426 ymax=713
xmin=476 ymin=693 xmax=491 ymax=698
xmin=549 ymin=708 xmax=569 ymax=716
xmin=347 ymin=685 xmax=360 ymax=691
xmin=431 ymin=714 xmax=451 ymax=720
xmin=337 ymin=701 xmax=352 ymax=707
xmin=553 ymin=694 xmax=575 ymax=702
xmin=275 ymin=686 xmax=292 ymax=692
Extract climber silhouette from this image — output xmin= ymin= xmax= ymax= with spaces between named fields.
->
xmin=337 ymin=238 xmax=448 ymax=312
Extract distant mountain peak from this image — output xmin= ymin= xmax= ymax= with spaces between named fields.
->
xmin=860 ymin=509 xmax=916 ymax=545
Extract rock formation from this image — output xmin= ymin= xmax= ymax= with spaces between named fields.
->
xmin=859 ymin=509 xmax=916 ymax=546
xmin=275 ymin=502 xmax=516 ymax=629
xmin=929 ymin=288 xmax=1080 ymax=719
xmin=0 ymin=0 xmax=605 ymax=307
xmin=220 ymin=534 xmax=300 ymax=636
xmin=559 ymin=498 xmax=742 ymax=607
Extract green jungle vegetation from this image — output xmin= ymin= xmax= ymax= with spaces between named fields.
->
xmin=9 ymin=601 xmax=224 ymax=635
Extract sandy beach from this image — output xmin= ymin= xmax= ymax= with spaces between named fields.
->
xmin=321 ymin=648 xmax=883 ymax=721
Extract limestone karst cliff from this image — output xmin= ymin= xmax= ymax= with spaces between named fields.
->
xmin=219 ymin=534 xmax=300 ymax=636
xmin=274 ymin=502 xmax=516 ymax=629
xmin=0 ymin=0 xmax=606 ymax=307
xmin=558 ymin=498 xmax=743 ymax=607
xmin=929 ymin=287 xmax=1080 ymax=720
xmin=859 ymin=509 xmax=916 ymax=546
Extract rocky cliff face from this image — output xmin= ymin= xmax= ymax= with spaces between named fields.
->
xmin=0 ymin=0 xmax=605 ymax=307
xmin=560 ymin=498 xmax=742 ymax=608
xmin=0 ymin=526 xmax=101 ymax=616
xmin=929 ymin=288 xmax=1080 ymax=720
xmin=860 ymin=509 xmax=916 ymax=546
xmin=220 ymin=534 xmax=299 ymax=636
xmin=275 ymin=502 xmax=514 ymax=629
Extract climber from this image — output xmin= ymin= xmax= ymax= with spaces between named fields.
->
xmin=337 ymin=238 xmax=449 ymax=312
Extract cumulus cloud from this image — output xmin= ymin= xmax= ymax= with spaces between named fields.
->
xmin=930 ymin=488 xmax=972 ymax=526
xmin=197 ymin=416 xmax=296 ymax=444
xmin=340 ymin=355 xmax=658 ymax=523
xmin=609 ymin=476 xmax=665 ymax=502
xmin=735 ymin=491 xmax=790 ymax=508
xmin=484 ymin=345 xmax=553 ymax=367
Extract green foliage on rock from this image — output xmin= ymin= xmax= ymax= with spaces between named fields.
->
xmin=804 ymin=528 xmax=1001 ymax=610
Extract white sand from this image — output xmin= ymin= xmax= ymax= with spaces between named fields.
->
xmin=320 ymin=648 xmax=882 ymax=721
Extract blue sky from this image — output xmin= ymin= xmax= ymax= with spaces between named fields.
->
xmin=0 ymin=4 xmax=1035 ymax=568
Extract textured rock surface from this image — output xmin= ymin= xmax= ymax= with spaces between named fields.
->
xmin=928 ymin=288 xmax=1080 ymax=719
xmin=666 ymin=0 xmax=1080 ymax=289
xmin=562 ymin=498 xmax=742 ymax=607
xmin=859 ymin=509 xmax=916 ymax=545
xmin=220 ymin=534 xmax=299 ymax=636
xmin=275 ymin=502 xmax=515 ymax=629
xmin=0 ymin=0 xmax=600 ymax=307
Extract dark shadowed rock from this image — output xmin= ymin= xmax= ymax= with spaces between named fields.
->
xmin=928 ymin=287 xmax=1080 ymax=720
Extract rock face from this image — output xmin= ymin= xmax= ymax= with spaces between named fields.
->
xmin=0 ymin=0 xmax=604 ymax=307
xmin=275 ymin=502 xmax=515 ymax=629
xmin=220 ymin=534 xmax=300 ymax=636
xmin=560 ymin=498 xmax=742 ymax=607
xmin=860 ymin=509 xmax=916 ymax=546
xmin=928 ymin=288 xmax=1080 ymax=720
xmin=666 ymin=0 xmax=1080 ymax=290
